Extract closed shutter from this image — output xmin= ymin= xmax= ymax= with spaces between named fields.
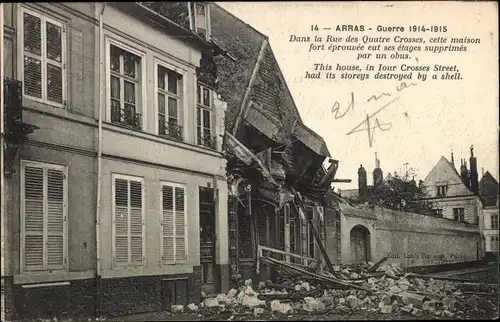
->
xmin=129 ymin=180 xmax=144 ymax=263
xmin=114 ymin=179 xmax=129 ymax=264
xmin=46 ymin=169 xmax=65 ymax=269
xmin=23 ymin=166 xmax=44 ymax=270
xmin=113 ymin=176 xmax=144 ymax=266
xmin=23 ymin=12 xmax=43 ymax=98
xmin=22 ymin=9 xmax=65 ymax=105
xmin=45 ymin=20 xmax=64 ymax=104
xmin=162 ymin=185 xmax=175 ymax=262
xmin=161 ymin=183 xmax=187 ymax=264
xmin=174 ymin=187 xmax=186 ymax=262
xmin=22 ymin=162 xmax=67 ymax=272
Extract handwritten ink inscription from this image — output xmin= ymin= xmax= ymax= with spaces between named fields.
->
xmin=330 ymin=81 xmax=418 ymax=147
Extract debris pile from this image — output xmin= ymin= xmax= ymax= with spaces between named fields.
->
xmin=178 ymin=259 xmax=498 ymax=320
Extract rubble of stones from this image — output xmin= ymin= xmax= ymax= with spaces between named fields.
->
xmin=172 ymin=262 xmax=498 ymax=320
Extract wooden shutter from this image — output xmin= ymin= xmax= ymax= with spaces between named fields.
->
xmin=113 ymin=177 xmax=144 ymax=266
xmin=23 ymin=163 xmax=66 ymax=272
xmin=22 ymin=9 xmax=65 ymax=104
xmin=45 ymin=20 xmax=64 ymax=104
xmin=129 ymin=180 xmax=144 ymax=263
xmin=23 ymin=166 xmax=44 ymax=270
xmin=162 ymin=185 xmax=175 ymax=262
xmin=114 ymin=178 xmax=129 ymax=264
xmin=23 ymin=12 xmax=43 ymax=98
xmin=46 ymin=169 xmax=65 ymax=269
xmin=161 ymin=184 xmax=186 ymax=264
xmin=174 ymin=187 xmax=186 ymax=262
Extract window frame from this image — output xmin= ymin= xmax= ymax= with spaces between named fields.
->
xmin=154 ymin=58 xmax=187 ymax=140
xmin=105 ymin=36 xmax=147 ymax=130
xmin=193 ymin=2 xmax=211 ymax=40
xmin=18 ymin=6 xmax=67 ymax=108
xmin=196 ymin=83 xmax=213 ymax=148
xmin=306 ymin=206 xmax=315 ymax=259
xmin=491 ymin=214 xmax=499 ymax=229
xmin=20 ymin=159 xmax=68 ymax=273
xmin=436 ymin=184 xmax=448 ymax=197
xmin=111 ymin=173 xmax=146 ymax=268
xmin=159 ymin=181 xmax=188 ymax=265
xmin=453 ymin=207 xmax=465 ymax=222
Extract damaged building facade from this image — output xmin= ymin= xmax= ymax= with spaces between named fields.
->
xmin=207 ymin=4 xmax=344 ymax=284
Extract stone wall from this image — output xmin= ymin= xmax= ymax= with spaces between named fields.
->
xmin=338 ymin=205 xmax=482 ymax=268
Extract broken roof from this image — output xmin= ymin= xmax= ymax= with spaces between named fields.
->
xmin=211 ymin=4 xmax=330 ymax=157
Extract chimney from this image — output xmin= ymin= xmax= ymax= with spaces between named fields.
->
xmin=358 ymin=164 xmax=367 ymax=198
xmin=451 ymin=150 xmax=455 ymax=167
xmin=460 ymin=159 xmax=470 ymax=188
xmin=373 ymin=153 xmax=383 ymax=187
xmin=469 ymin=145 xmax=479 ymax=194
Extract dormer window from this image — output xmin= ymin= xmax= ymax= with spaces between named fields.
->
xmin=436 ymin=184 xmax=447 ymax=197
xmin=192 ymin=2 xmax=210 ymax=40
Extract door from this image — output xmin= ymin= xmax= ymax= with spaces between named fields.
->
xmin=350 ymin=226 xmax=368 ymax=264
xmin=199 ymin=187 xmax=215 ymax=294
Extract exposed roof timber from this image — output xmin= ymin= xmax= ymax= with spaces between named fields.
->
xmin=225 ymin=132 xmax=278 ymax=187
xmin=232 ymin=39 xmax=269 ymax=135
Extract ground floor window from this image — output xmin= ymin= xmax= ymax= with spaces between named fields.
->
xmin=21 ymin=160 xmax=68 ymax=272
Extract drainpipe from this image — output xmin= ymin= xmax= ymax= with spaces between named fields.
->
xmin=96 ymin=2 xmax=106 ymax=317
xmin=212 ymin=175 xmax=218 ymax=292
xmin=0 ymin=4 xmax=6 ymax=322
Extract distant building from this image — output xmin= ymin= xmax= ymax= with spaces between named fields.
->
xmin=479 ymin=171 xmax=499 ymax=255
xmin=420 ymin=150 xmax=482 ymax=225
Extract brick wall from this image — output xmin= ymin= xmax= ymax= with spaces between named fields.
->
xmin=100 ymin=273 xmax=199 ymax=318
xmin=13 ymin=279 xmax=96 ymax=320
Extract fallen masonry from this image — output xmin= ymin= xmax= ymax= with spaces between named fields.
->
xmin=167 ymin=261 xmax=498 ymax=320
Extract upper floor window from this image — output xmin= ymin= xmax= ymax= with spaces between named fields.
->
xmin=21 ymin=8 xmax=66 ymax=107
xmin=109 ymin=44 xmax=143 ymax=130
xmin=491 ymin=214 xmax=499 ymax=229
xmin=197 ymin=84 xmax=214 ymax=149
xmin=157 ymin=65 xmax=183 ymax=141
xmin=193 ymin=2 xmax=210 ymax=40
xmin=21 ymin=160 xmax=68 ymax=272
xmin=436 ymin=184 xmax=447 ymax=197
xmin=453 ymin=207 xmax=464 ymax=222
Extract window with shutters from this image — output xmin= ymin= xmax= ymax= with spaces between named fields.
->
xmin=160 ymin=182 xmax=187 ymax=264
xmin=107 ymin=39 xmax=145 ymax=131
xmin=21 ymin=160 xmax=68 ymax=272
xmin=20 ymin=7 xmax=66 ymax=107
xmin=156 ymin=63 xmax=184 ymax=141
xmin=112 ymin=174 xmax=145 ymax=267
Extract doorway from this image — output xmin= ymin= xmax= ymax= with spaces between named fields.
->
xmin=350 ymin=225 xmax=370 ymax=264
xmin=199 ymin=187 xmax=215 ymax=294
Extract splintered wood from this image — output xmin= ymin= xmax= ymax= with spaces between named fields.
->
xmin=261 ymin=256 xmax=373 ymax=292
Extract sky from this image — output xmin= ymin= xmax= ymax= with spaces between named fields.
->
xmin=217 ymin=1 xmax=499 ymax=190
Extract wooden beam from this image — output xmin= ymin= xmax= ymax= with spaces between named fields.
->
xmin=290 ymin=187 xmax=335 ymax=275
